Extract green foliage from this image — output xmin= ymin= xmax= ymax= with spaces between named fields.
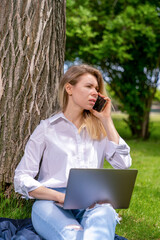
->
xmin=66 ymin=0 xmax=160 ymax=138
xmin=154 ymin=88 xmax=160 ymax=102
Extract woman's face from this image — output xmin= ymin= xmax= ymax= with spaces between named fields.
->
xmin=68 ymin=73 xmax=99 ymax=111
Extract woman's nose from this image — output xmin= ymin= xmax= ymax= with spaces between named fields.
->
xmin=92 ymin=88 xmax=98 ymax=96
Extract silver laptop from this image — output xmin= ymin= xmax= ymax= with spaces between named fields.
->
xmin=55 ymin=168 xmax=138 ymax=209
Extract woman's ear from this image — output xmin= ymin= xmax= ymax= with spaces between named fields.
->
xmin=65 ymin=83 xmax=73 ymax=96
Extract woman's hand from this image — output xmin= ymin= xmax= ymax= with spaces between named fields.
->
xmin=57 ymin=192 xmax=65 ymax=204
xmin=90 ymin=93 xmax=112 ymax=121
xmin=88 ymin=200 xmax=110 ymax=209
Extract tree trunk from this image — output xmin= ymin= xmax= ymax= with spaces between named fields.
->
xmin=127 ymin=94 xmax=155 ymax=139
xmin=0 ymin=0 xmax=66 ymax=186
xmin=141 ymin=98 xmax=152 ymax=139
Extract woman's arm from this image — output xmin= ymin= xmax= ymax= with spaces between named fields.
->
xmin=100 ymin=116 xmax=119 ymax=144
xmin=29 ymin=186 xmax=65 ymax=203
xmin=91 ymin=94 xmax=132 ymax=169
xmin=91 ymin=93 xmax=119 ymax=144
xmin=14 ymin=120 xmax=46 ymax=199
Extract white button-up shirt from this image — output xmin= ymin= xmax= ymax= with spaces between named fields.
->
xmin=14 ymin=112 xmax=132 ymax=199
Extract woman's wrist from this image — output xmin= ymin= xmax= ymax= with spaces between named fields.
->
xmin=101 ymin=116 xmax=119 ymax=144
xmin=56 ymin=191 xmax=65 ymax=204
xmin=100 ymin=115 xmax=112 ymax=124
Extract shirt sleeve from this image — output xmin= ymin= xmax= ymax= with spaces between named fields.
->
xmin=104 ymin=137 xmax=132 ymax=169
xmin=14 ymin=120 xmax=46 ymax=199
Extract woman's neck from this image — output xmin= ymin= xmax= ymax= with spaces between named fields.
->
xmin=63 ymin=107 xmax=84 ymax=129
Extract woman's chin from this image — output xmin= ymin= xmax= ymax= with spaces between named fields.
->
xmin=84 ymin=106 xmax=93 ymax=111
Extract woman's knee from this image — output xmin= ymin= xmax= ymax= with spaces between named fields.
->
xmin=31 ymin=200 xmax=83 ymax=240
xmin=32 ymin=210 xmax=83 ymax=240
xmin=84 ymin=203 xmax=118 ymax=225
xmin=89 ymin=203 xmax=115 ymax=214
xmin=98 ymin=203 xmax=116 ymax=216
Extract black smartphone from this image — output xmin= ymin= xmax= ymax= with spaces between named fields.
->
xmin=93 ymin=95 xmax=107 ymax=112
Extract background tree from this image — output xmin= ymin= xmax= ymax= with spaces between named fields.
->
xmin=66 ymin=0 xmax=160 ymax=139
xmin=0 ymin=0 xmax=66 ymax=188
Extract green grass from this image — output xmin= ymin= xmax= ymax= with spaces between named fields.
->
xmin=1 ymin=113 xmax=160 ymax=239
xmin=103 ymin=112 xmax=160 ymax=240
xmin=0 ymin=193 xmax=33 ymax=218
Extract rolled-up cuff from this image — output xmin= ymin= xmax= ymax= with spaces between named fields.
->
xmin=14 ymin=175 xmax=42 ymax=199
xmin=105 ymin=137 xmax=132 ymax=169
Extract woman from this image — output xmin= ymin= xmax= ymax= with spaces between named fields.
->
xmin=14 ymin=64 xmax=132 ymax=240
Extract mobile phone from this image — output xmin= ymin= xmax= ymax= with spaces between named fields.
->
xmin=93 ymin=95 xmax=107 ymax=112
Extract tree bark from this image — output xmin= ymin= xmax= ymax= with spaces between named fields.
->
xmin=0 ymin=0 xmax=66 ymax=185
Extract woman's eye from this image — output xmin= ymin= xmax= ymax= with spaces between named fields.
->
xmin=86 ymin=85 xmax=98 ymax=91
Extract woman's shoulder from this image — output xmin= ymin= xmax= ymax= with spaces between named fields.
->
xmin=40 ymin=111 xmax=63 ymax=127
xmin=30 ymin=112 xmax=63 ymax=138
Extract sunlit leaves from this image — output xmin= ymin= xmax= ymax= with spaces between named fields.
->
xmin=66 ymin=0 xmax=160 ymax=138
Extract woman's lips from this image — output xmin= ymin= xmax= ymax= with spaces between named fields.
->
xmin=89 ymin=99 xmax=96 ymax=105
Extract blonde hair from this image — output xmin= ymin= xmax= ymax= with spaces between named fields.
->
xmin=59 ymin=64 xmax=107 ymax=140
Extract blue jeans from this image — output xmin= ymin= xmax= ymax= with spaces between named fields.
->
xmin=31 ymin=188 xmax=120 ymax=240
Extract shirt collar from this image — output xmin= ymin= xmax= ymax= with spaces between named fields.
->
xmin=49 ymin=111 xmax=66 ymax=124
xmin=48 ymin=111 xmax=86 ymax=131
